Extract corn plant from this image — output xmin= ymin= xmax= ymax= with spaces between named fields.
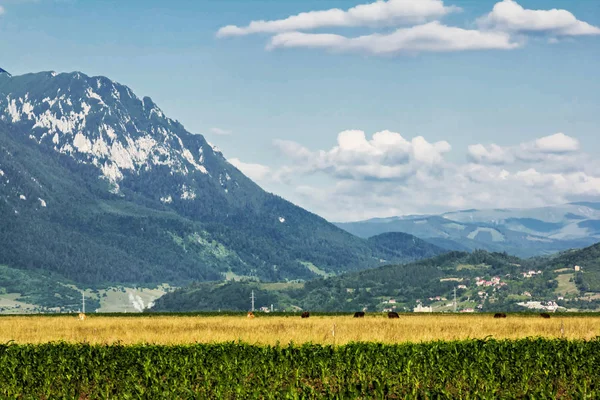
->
xmin=1 ymin=339 xmax=600 ymax=398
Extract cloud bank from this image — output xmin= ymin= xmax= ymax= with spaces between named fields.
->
xmin=232 ymin=130 xmax=600 ymax=221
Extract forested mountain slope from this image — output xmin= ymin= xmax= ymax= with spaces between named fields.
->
xmin=0 ymin=70 xmax=444 ymax=294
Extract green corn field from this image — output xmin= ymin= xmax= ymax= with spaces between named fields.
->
xmin=1 ymin=338 xmax=600 ymax=398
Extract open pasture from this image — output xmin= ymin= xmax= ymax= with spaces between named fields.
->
xmin=2 ymin=313 xmax=600 ymax=345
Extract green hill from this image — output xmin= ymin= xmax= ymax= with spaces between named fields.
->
xmin=545 ymin=243 xmax=600 ymax=292
xmin=367 ymin=232 xmax=446 ymax=261
xmin=153 ymin=250 xmax=577 ymax=313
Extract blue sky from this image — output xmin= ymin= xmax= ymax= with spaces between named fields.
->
xmin=1 ymin=0 xmax=599 ymax=221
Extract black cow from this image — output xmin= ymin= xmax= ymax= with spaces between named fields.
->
xmin=540 ymin=313 xmax=551 ymax=319
xmin=353 ymin=312 xmax=365 ymax=318
xmin=494 ymin=313 xmax=507 ymax=318
xmin=388 ymin=312 xmax=400 ymax=319
xmin=301 ymin=311 xmax=310 ymax=318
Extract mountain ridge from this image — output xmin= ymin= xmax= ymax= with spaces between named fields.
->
xmin=335 ymin=203 xmax=600 ymax=257
xmin=0 ymin=70 xmax=446 ymax=300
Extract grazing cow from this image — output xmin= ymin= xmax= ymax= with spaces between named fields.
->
xmin=353 ymin=312 xmax=365 ymax=318
xmin=387 ymin=312 xmax=400 ymax=319
xmin=540 ymin=313 xmax=551 ymax=319
xmin=301 ymin=311 xmax=310 ymax=318
xmin=247 ymin=311 xmax=255 ymax=319
xmin=493 ymin=313 xmax=507 ymax=318
xmin=78 ymin=313 xmax=86 ymax=321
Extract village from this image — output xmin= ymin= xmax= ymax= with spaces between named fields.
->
xmin=378 ymin=265 xmax=585 ymax=314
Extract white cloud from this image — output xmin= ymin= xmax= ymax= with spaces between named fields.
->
xmin=467 ymin=143 xmax=513 ymax=165
xmin=217 ymin=0 xmax=458 ymax=37
xmin=288 ymin=163 xmax=600 ymax=222
xmin=229 ymin=158 xmax=271 ymax=181
xmin=478 ymin=0 xmax=600 ymax=37
xmin=468 ymin=133 xmax=581 ymax=166
xmin=274 ymin=129 xmax=451 ymax=181
xmin=533 ymin=132 xmax=579 ymax=153
xmin=268 ymin=22 xmax=520 ymax=54
xmin=210 ymin=127 xmax=232 ymax=136
xmin=0 ymin=6 xmax=5 ymax=15
xmin=515 ymin=168 xmax=600 ymax=197
xmin=218 ymin=0 xmax=599 ymax=57
xmin=250 ymin=130 xmax=600 ymax=221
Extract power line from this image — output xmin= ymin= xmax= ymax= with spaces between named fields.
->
xmin=453 ymin=287 xmax=457 ymax=313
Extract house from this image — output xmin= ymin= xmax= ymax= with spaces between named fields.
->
xmin=388 ymin=299 xmax=397 ymax=304
xmin=517 ymin=301 xmax=559 ymax=312
xmin=413 ymin=304 xmax=433 ymax=313
xmin=574 ymin=265 xmax=581 ymax=272
xmin=522 ymin=270 xmax=541 ymax=278
xmin=522 ymin=291 xmax=532 ymax=297
xmin=460 ymin=308 xmax=475 ymax=313
xmin=457 ymin=285 xmax=467 ymax=290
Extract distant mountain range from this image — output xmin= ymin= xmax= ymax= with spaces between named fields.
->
xmin=0 ymin=69 xmax=446 ymax=311
xmin=335 ymin=203 xmax=600 ymax=258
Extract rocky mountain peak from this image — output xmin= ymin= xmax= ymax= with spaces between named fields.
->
xmin=0 ymin=70 xmax=235 ymax=197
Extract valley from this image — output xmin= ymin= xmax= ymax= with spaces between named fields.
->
xmin=2 ymin=0 xmax=600 ymax=397
xmin=1 ymin=68 xmax=599 ymax=315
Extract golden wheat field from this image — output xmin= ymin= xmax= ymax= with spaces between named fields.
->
xmin=1 ymin=314 xmax=600 ymax=345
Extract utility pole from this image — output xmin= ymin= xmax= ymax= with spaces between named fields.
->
xmin=250 ymin=290 xmax=255 ymax=312
xmin=82 ymin=291 xmax=85 ymax=314
xmin=453 ymin=287 xmax=457 ymax=312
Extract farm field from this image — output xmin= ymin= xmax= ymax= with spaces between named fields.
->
xmin=1 ymin=314 xmax=600 ymax=344
xmin=2 ymin=339 xmax=600 ymax=398
xmin=2 ymin=314 xmax=600 ymax=398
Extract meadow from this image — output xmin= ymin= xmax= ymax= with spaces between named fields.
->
xmin=1 ymin=313 xmax=599 ymax=344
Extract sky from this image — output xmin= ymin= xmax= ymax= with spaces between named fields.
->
xmin=1 ymin=0 xmax=599 ymax=222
